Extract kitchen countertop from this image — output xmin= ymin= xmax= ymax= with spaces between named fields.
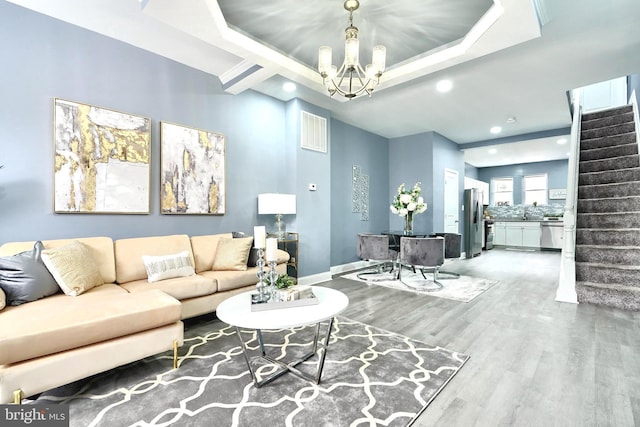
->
xmin=492 ymin=218 xmax=563 ymax=223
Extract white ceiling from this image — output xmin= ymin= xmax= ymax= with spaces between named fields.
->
xmin=6 ymin=0 xmax=640 ymax=168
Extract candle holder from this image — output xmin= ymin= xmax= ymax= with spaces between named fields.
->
xmin=267 ymin=260 xmax=278 ymax=301
xmin=254 ymin=248 xmax=270 ymax=302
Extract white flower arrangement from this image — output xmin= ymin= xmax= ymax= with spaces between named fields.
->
xmin=390 ymin=182 xmax=427 ymax=217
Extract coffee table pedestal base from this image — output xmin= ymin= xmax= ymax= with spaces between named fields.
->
xmin=235 ymin=317 xmax=335 ymax=388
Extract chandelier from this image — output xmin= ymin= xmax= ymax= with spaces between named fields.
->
xmin=318 ymin=0 xmax=386 ymax=99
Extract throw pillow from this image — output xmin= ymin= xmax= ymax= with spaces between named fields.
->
xmin=247 ymin=247 xmax=261 ymax=267
xmin=41 ymin=241 xmax=104 ymax=296
xmin=142 ymin=251 xmax=195 ymax=283
xmin=0 ymin=241 xmax=60 ymax=305
xmin=212 ymin=237 xmax=253 ymax=271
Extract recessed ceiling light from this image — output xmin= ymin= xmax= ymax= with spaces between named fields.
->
xmin=283 ymin=82 xmax=296 ymax=92
xmin=436 ymin=79 xmax=453 ymax=93
xmin=557 ymin=138 xmax=567 ymax=145
xmin=488 ymin=148 xmax=497 ymax=154
xmin=506 ymin=117 xmax=517 ymax=124
xmin=490 ymin=126 xmax=502 ymax=134
xmin=566 ymin=152 xmax=570 ymax=156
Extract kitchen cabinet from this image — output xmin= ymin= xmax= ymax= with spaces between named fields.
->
xmin=494 ymin=221 xmax=541 ymax=248
xmin=494 ymin=222 xmax=506 ymax=245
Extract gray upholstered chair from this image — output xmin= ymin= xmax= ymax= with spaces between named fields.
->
xmin=398 ymin=236 xmax=445 ymax=291
xmin=356 ymin=234 xmax=398 ymax=281
xmin=431 ymin=232 xmax=461 ymax=279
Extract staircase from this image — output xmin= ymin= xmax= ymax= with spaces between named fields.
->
xmin=575 ymin=104 xmax=640 ymax=310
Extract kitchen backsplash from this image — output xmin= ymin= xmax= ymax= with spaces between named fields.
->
xmin=486 ymin=204 xmax=564 ymax=220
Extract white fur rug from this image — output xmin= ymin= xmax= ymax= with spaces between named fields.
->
xmin=342 ymin=269 xmax=500 ymax=302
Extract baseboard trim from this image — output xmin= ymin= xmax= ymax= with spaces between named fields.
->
xmin=330 ymin=260 xmax=371 ymax=276
xmin=298 ymin=271 xmax=333 ymax=286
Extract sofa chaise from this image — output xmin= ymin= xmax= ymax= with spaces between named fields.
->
xmin=0 ymin=233 xmax=289 ymax=404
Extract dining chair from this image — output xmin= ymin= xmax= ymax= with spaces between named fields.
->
xmin=398 ymin=236 xmax=445 ymax=291
xmin=356 ymin=234 xmax=398 ymax=281
xmin=431 ymin=232 xmax=461 ymax=279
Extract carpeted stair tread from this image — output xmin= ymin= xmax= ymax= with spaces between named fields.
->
xmin=580 ymin=122 xmax=635 ymax=140
xmin=579 ymin=155 xmax=639 ymax=173
xmin=578 ymin=180 xmax=640 ymax=199
xmin=579 ymin=143 xmax=638 ymax=162
xmin=575 ymin=245 xmax=640 ymax=265
xmin=576 ymin=281 xmax=640 ymax=311
xmin=577 ymin=195 xmax=640 ymax=214
xmin=578 ymin=167 xmax=640 ymax=185
xmin=576 ymin=228 xmax=640 ymax=246
xmin=580 ymin=132 xmax=636 ymax=150
xmin=577 ymin=211 xmax=640 ymax=228
xmin=581 ymin=105 xmax=632 ymax=121
xmin=580 ymin=111 xmax=634 ymax=130
xmin=576 ymin=262 xmax=640 ymax=286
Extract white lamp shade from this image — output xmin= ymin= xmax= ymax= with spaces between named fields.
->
xmin=318 ymin=46 xmax=332 ymax=74
xmin=372 ymin=45 xmax=386 ymax=73
xmin=345 ymin=37 xmax=359 ymax=67
xmin=258 ymin=193 xmax=297 ymax=215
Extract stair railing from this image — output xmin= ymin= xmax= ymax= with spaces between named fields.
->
xmin=630 ymin=89 xmax=640 ymax=150
xmin=556 ymin=89 xmax=581 ymax=303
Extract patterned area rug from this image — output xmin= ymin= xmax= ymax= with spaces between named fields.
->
xmin=29 ymin=316 xmax=468 ymax=427
xmin=342 ymin=270 xmax=500 ymax=302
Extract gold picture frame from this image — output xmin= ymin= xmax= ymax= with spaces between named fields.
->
xmin=53 ymin=98 xmax=151 ymax=214
xmin=160 ymin=121 xmax=226 ymax=215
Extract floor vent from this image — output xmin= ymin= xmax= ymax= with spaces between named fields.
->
xmin=301 ymin=111 xmax=327 ymax=153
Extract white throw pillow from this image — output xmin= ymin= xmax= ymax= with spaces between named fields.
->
xmin=142 ymin=251 xmax=195 ymax=283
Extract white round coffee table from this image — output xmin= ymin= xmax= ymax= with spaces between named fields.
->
xmin=217 ymin=286 xmax=349 ymax=387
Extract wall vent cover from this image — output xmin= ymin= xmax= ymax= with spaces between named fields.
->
xmin=301 ymin=111 xmax=327 ymax=153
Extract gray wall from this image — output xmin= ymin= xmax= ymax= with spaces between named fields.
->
xmin=0 ymin=1 xmax=291 ymax=244
xmin=477 ymin=159 xmax=569 ymax=205
xmin=388 ymin=133 xmax=435 ymax=233
xmin=432 ymin=132 xmax=465 ymax=235
xmin=330 ymin=119 xmax=389 ymax=265
xmin=465 ymin=163 xmax=479 ymax=180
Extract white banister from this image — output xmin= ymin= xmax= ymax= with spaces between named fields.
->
xmin=630 ymin=89 xmax=640 ymax=149
xmin=556 ymin=89 xmax=581 ymax=303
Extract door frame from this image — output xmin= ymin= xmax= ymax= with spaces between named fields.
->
xmin=444 ymin=168 xmax=460 ymax=233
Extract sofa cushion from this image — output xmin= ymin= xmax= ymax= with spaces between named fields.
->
xmin=142 ymin=251 xmax=195 ymax=283
xmin=115 ymin=235 xmax=194 ymax=284
xmin=190 ymin=233 xmax=233 ymax=273
xmin=212 ymin=237 xmax=253 ymax=271
xmin=42 ymin=241 xmax=104 ymax=296
xmin=0 ymin=241 xmax=60 ymax=305
xmin=0 ymin=285 xmax=181 ymax=365
xmin=199 ymin=263 xmax=286 ymax=292
xmin=121 ymin=274 xmax=217 ymax=300
xmin=0 ymin=237 xmax=116 ymax=284
xmin=0 ymin=288 xmax=5 ymax=311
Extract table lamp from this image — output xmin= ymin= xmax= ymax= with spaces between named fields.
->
xmin=258 ymin=193 xmax=296 ymax=239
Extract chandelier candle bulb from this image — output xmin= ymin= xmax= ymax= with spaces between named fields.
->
xmin=265 ymin=237 xmax=278 ymax=262
xmin=253 ymin=226 xmax=266 ymax=249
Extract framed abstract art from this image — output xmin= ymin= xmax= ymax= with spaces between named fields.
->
xmin=160 ymin=121 xmax=226 ymax=214
xmin=53 ymin=98 xmax=151 ymax=214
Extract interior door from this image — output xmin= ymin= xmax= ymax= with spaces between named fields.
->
xmin=444 ymin=168 xmax=459 ymax=233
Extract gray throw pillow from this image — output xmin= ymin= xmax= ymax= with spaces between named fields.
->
xmin=0 ymin=241 xmax=60 ymax=305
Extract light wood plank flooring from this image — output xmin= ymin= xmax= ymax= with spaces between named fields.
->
xmin=321 ymin=248 xmax=640 ymax=426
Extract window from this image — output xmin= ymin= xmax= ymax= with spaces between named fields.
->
xmin=492 ymin=177 xmax=513 ymax=206
xmin=524 ymin=174 xmax=547 ymax=205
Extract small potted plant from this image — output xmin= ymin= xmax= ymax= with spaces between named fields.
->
xmin=274 ymin=274 xmax=296 ymax=289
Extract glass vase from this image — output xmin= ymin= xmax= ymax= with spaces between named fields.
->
xmin=404 ymin=212 xmax=413 ymax=233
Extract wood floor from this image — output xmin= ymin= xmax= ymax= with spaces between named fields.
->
xmin=321 ymin=248 xmax=640 ymax=427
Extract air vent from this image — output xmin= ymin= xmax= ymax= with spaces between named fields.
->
xmin=301 ymin=111 xmax=327 ymax=153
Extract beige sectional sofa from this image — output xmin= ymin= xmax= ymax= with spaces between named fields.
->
xmin=0 ymin=233 xmax=288 ymax=404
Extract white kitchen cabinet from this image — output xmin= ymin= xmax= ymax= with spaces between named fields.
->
xmin=498 ymin=221 xmax=541 ymax=248
xmin=505 ymin=221 xmax=541 ymax=248
xmin=494 ymin=222 xmax=506 ymax=245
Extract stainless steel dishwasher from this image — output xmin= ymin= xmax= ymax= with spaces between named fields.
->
xmin=540 ymin=220 xmax=563 ymax=250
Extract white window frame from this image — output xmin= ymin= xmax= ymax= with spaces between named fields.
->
xmin=492 ymin=177 xmax=513 ymax=206
xmin=523 ymin=174 xmax=548 ymax=205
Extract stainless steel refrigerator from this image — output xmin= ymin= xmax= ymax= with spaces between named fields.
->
xmin=464 ymin=188 xmax=483 ymax=258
